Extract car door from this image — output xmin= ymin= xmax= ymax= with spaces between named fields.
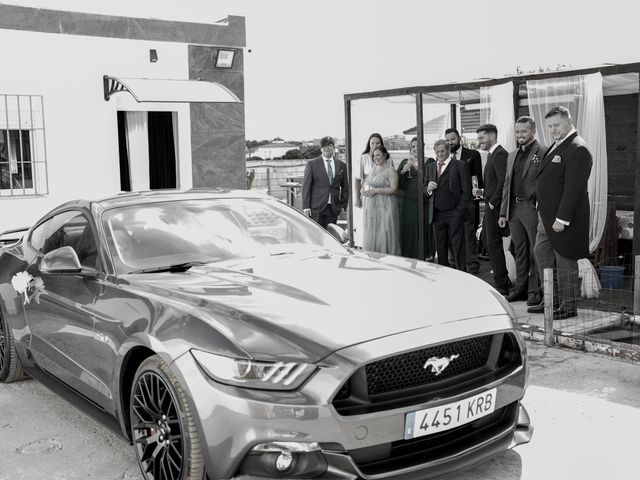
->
xmin=24 ymin=210 xmax=110 ymax=404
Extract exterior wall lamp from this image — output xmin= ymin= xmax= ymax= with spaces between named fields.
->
xmin=215 ymin=49 xmax=235 ymax=69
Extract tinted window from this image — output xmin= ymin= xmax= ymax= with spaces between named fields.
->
xmin=30 ymin=211 xmax=100 ymax=270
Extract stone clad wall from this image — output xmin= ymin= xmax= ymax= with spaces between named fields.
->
xmin=189 ymin=45 xmax=246 ymax=190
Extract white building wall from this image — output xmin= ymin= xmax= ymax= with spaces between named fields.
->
xmin=0 ymin=28 xmax=194 ymax=231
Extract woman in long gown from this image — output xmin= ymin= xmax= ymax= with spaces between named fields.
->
xmin=362 ymin=145 xmax=401 ymax=255
xmin=354 ymin=134 xmax=386 ymax=247
xmin=354 ymin=133 xmax=385 ymax=209
xmin=396 ymin=137 xmax=436 ymax=259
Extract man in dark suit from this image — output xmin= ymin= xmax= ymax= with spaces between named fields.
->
xmin=530 ymin=106 xmax=592 ymax=320
xmin=445 ymin=128 xmax=483 ymax=274
xmin=473 ymin=124 xmax=510 ymax=295
xmin=498 ymin=117 xmax=545 ymax=306
xmin=302 ymin=136 xmax=349 ymax=229
xmin=425 ymin=139 xmax=470 ymax=271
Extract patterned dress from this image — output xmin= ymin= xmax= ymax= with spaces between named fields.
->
xmin=363 ymin=166 xmax=401 ymax=255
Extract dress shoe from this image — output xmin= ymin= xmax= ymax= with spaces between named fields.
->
xmin=526 ymin=302 xmax=545 ymax=314
xmin=505 ymin=290 xmax=528 ymax=302
xmin=553 ymin=308 xmax=577 ymax=320
xmin=527 ymin=293 xmax=542 ymax=306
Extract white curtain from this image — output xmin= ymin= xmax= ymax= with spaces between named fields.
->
xmin=526 ymin=73 xmax=608 ymax=253
xmin=480 ymin=82 xmax=516 ymax=152
xmin=125 ymin=111 xmax=149 ymax=191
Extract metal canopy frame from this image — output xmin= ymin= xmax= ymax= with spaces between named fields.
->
xmin=102 ymin=75 xmax=241 ymax=103
xmin=344 ymin=62 xmax=640 ymax=255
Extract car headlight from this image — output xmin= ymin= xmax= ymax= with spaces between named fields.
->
xmin=191 ymin=350 xmax=316 ymax=390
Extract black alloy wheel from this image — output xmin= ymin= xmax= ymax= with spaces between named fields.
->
xmin=0 ymin=312 xmax=25 ymax=383
xmin=130 ymin=355 xmax=204 ymax=480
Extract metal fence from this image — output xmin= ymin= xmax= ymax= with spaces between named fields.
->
xmin=246 ymin=159 xmax=306 ymax=209
xmin=525 ymin=256 xmax=640 ymax=363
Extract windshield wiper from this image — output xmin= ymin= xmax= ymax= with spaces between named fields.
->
xmin=131 ymin=260 xmax=211 ymax=274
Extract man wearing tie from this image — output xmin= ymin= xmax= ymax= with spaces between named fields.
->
xmin=445 ymin=128 xmax=483 ymax=274
xmin=424 ymin=139 xmax=470 ymax=271
xmin=498 ymin=117 xmax=545 ymax=305
xmin=473 ymin=124 xmax=510 ymax=295
xmin=302 ymin=136 xmax=349 ymax=229
xmin=530 ymin=106 xmax=592 ymax=319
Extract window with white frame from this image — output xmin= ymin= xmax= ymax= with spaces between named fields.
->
xmin=0 ymin=95 xmax=48 ymax=196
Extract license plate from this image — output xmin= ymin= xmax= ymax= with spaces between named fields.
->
xmin=404 ymin=388 xmax=497 ymax=439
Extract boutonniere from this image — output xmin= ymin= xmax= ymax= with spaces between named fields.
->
xmin=552 ymin=155 xmax=561 ymax=163
xmin=532 ymin=154 xmax=540 ymax=164
xmin=11 ymin=271 xmax=44 ymax=305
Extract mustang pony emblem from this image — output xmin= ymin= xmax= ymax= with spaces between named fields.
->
xmin=423 ymin=354 xmax=460 ymax=376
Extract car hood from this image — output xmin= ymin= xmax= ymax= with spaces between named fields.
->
xmin=124 ymin=251 xmax=510 ymax=362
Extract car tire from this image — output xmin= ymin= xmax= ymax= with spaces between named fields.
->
xmin=130 ymin=355 xmax=205 ymax=480
xmin=0 ymin=312 xmax=26 ymax=383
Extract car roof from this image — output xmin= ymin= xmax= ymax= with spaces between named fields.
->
xmin=35 ymin=189 xmax=273 ymax=224
xmin=49 ymin=189 xmax=268 ymax=212
xmin=95 ymin=189 xmax=268 ymax=210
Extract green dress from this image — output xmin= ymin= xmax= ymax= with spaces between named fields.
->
xmin=397 ymin=158 xmax=435 ymax=260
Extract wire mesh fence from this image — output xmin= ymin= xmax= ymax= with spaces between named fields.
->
xmin=528 ymin=257 xmax=640 ymax=363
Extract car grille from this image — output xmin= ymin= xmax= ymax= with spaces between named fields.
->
xmin=332 ymin=333 xmax=522 ymax=415
xmin=347 ymin=401 xmax=519 ymax=476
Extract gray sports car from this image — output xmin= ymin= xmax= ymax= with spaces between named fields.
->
xmin=0 ymin=190 xmax=532 ymax=480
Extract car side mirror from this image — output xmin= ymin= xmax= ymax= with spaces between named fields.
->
xmin=41 ymin=246 xmax=82 ymax=274
xmin=327 ymin=223 xmax=348 ymax=245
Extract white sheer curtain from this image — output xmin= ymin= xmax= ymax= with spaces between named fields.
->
xmin=125 ymin=111 xmax=149 ymax=191
xmin=526 ymin=73 xmax=608 ymax=253
xmin=480 ymin=81 xmax=516 ymax=152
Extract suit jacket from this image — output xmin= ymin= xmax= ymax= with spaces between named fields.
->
xmin=536 ymin=132 xmax=592 ymax=260
xmin=424 ymin=159 xmax=470 ymax=224
xmin=483 ymin=145 xmax=508 ymax=209
xmin=500 ymin=140 xmax=545 ymax=219
xmin=459 ymin=146 xmax=483 ymax=189
xmin=301 ymin=156 xmax=349 ymax=216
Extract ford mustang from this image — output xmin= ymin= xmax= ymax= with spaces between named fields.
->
xmin=0 ymin=190 xmax=532 ymax=480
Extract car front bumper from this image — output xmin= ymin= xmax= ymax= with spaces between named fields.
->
xmin=171 ymin=318 xmax=532 ymax=479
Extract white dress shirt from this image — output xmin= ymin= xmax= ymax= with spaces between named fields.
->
xmin=323 ymin=156 xmax=335 ymax=204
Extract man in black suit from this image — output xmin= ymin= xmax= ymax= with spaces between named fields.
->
xmin=425 ymin=139 xmax=470 ymax=271
xmin=445 ymin=128 xmax=483 ymax=274
xmin=473 ymin=124 xmax=510 ymax=295
xmin=302 ymin=136 xmax=349 ymax=229
xmin=530 ymin=106 xmax=592 ymax=320
xmin=498 ymin=117 xmax=545 ymax=305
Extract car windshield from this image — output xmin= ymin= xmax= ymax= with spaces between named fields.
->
xmin=103 ymin=197 xmax=346 ymax=273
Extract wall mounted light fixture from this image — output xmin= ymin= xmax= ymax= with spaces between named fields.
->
xmin=215 ymin=49 xmax=235 ymax=69
xmin=149 ymin=49 xmax=158 ymax=63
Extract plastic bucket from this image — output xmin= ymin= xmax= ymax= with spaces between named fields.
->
xmin=599 ymin=265 xmax=625 ymax=289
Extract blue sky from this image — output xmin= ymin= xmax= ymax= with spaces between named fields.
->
xmin=10 ymin=0 xmax=640 ymax=140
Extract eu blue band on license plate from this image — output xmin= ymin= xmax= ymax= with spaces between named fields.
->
xmin=404 ymin=388 xmax=497 ymax=440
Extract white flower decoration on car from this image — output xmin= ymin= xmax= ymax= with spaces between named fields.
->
xmin=11 ymin=271 xmax=33 ymax=295
xmin=10 ymin=271 xmax=44 ymax=305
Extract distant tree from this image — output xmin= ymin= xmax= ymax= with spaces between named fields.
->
xmin=248 ymin=156 xmax=264 ymax=161
xmin=302 ymin=146 xmax=321 ymax=158
xmin=282 ymin=149 xmax=303 ymax=159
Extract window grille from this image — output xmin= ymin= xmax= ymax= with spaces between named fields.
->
xmin=0 ymin=95 xmax=48 ymax=197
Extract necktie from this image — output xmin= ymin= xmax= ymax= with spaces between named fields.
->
xmin=327 ymin=160 xmax=334 ymax=183
xmin=437 ymin=161 xmax=445 ymax=177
